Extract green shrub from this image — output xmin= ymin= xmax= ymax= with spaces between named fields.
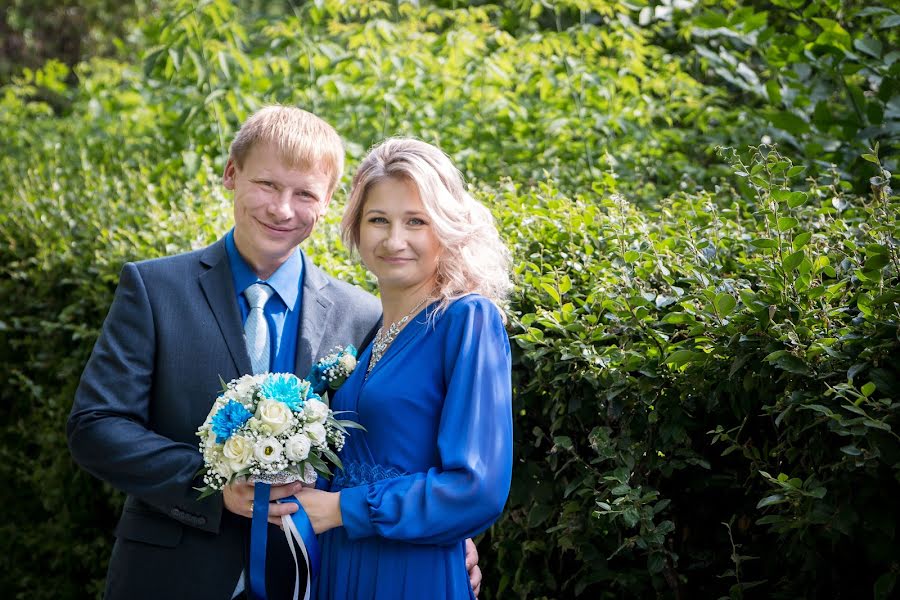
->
xmin=488 ymin=145 xmax=898 ymax=598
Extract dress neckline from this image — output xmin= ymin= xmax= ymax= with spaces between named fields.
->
xmin=363 ymin=302 xmax=434 ymax=382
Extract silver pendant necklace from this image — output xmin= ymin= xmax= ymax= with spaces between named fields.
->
xmin=368 ymin=296 xmax=429 ymax=374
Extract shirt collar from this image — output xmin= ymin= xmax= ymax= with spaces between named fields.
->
xmin=225 ymin=229 xmax=303 ymax=312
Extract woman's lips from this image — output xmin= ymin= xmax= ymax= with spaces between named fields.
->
xmin=379 ymin=256 xmax=413 ymax=264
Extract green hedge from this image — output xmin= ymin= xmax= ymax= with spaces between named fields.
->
xmin=1 ymin=1 xmax=898 ymax=598
xmin=490 ymin=146 xmax=899 ymax=598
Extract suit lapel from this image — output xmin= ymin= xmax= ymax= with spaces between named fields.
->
xmin=198 ymin=239 xmax=253 ymax=376
xmin=295 ymin=253 xmax=333 ymax=377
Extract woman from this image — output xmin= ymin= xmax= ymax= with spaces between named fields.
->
xmin=295 ymin=137 xmax=513 ymax=599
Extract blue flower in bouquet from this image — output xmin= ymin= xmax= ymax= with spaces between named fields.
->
xmin=308 ymin=345 xmax=358 ymax=394
xmin=211 ymin=399 xmax=253 ymax=443
xmin=260 ymin=373 xmax=309 ymax=411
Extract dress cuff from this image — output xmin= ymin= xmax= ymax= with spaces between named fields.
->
xmin=339 ymin=485 xmax=376 ymax=539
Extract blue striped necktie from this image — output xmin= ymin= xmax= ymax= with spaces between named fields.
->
xmin=243 ymin=283 xmax=274 ymax=374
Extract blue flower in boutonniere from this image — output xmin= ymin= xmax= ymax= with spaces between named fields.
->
xmin=307 ymin=345 xmax=358 ymax=395
xmin=210 ymin=399 xmax=253 ymax=443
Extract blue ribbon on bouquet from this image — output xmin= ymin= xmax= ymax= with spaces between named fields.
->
xmin=248 ymin=482 xmax=321 ymax=600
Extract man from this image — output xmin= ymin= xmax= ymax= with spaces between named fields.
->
xmin=67 ymin=106 xmax=481 ymax=599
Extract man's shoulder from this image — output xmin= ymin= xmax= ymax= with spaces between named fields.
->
xmin=129 ymin=242 xmax=217 ymax=278
xmin=319 ymin=271 xmax=380 ymax=312
xmin=303 ymin=258 xmax=378 ymax=306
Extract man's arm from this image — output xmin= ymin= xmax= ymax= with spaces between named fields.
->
xmin=67 ymin=262 xmax=223 ymax=532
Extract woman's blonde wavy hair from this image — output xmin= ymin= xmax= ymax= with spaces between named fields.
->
xmin=341 ymin=137 xmax=512 ymax=320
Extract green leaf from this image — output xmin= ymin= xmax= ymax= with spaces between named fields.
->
xmin=528 ymin=502 xmax=553 ymax=527
xmin=880 ymin=14 xmax=900 ymax=29
xmin=661 ymin=312 xmax=697 ymax=325
xmin=793 ymin=231 xmax=812 ymax=249
xmin=756 ymin=515 xmax=786 ymax=525
xmin=864 ymin=254 xmax=889 ymax=271
xmin=777 ymin=216 xmax=799 ymax=231
xmin=554 ymin=436 xmax=573 ymax=450
xmin=541 ymin=283 xmax=561 ymax=304
xmin=768 ymin=110 xmax=810 ymax=134
xmin=861 ymin=382 xmax=876 ymax=397
xmin=787 ymin=192 xmax=808 ymax=208
xmin=765 ymin=350 xmax=809 ymax=374
xmin=648 ymin=553 xmax=666 ymax=574
xmin=665 ymin=349 xmax=705 ymax=367
xmin=715 ymin=293 xmax=737 ymax=317
xmin=840 ymin=445 xmax=862 ymax=456
xmin=862 ymin=153 xmax=880 ymax=163
xmin=757 ymin=493 xmax=786 ymax=508
xmin=766 ymin=79 xmax=782 ymax=104
xmin=751 ymin=238 xmax=779 ymax=248
xmin=783 ymin=249 xmax=805 ymax=271
xmin=624 ymin=250 xmax=640 ymax=263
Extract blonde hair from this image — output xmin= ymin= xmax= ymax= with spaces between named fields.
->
xmin=342 ymin=137 xmax=512 ymax=319
xmin=229 ymin=105 xmax=345 ymax=197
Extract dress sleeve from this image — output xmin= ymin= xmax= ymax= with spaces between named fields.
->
xmin=339 ymin=297 xmax=513 ymax=544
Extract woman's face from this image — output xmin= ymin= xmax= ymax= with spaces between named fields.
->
xmin=358 ymin=176 xmax=442 ymax=296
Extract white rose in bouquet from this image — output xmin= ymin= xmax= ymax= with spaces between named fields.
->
xmin=256 ymin=399 xmax=293 ymax=435
xmin=306 ymin=422 xmax=327 ymax=447
xmin=223 ymin=435 xmax=254 ymax=472
xmin=231 ymin=374 xmax=266 ymax=407
xmin=284 ymin=433 xmax=312 ymax=462
xmin=213 ymin=458 xmax=235 ymax=479
xmin=304 ymin=398 xmax=329 ymax=423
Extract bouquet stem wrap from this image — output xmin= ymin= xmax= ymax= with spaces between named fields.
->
xmin=249 ymin=482 xmax=321 ymax=600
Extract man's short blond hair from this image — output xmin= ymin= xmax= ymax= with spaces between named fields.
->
xmin=229 ymin=105 xmax=345 ymax=196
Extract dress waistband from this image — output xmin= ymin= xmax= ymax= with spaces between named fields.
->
xmin=330 ymin=462 xmax=406 ymax=490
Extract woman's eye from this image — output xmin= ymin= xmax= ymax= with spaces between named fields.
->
xmin=409 ymin=218 xmax=427 ymax=226
xmin=368 ymin=217 xmax=388 ymax=224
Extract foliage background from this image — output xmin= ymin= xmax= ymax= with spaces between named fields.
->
xmin=1 ymin=0 xmax=898 ymax=598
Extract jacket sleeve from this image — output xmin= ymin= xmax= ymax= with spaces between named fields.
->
xmin=67 ymin=262 xmax=223 ymax=532
xmin=338 ymin=298 xmax=513 ymax=545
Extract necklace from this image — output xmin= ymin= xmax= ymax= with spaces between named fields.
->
xmin=368 ymin=296 xmax=429 ymax=374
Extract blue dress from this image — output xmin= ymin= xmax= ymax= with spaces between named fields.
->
xmin=315 ymin=294 xmax=513 ymax=599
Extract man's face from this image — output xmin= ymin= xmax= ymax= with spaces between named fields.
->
xmin=223 ymin=143 xmax=332 ymax=278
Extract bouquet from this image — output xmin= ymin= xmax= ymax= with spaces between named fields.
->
xmin=195 ymin=345 xmax=361 ymax=498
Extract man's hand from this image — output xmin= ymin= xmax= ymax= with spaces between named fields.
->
xmin=466 ymin=538 xmax=482 ymax=597
xmin=223 ymin=480 xmax=302 ymax=526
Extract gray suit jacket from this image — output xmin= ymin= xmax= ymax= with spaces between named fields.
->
xmin=67 ymin=237 xmax=381 ymax=599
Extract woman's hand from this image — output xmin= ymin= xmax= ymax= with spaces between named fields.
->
xmin=294 ymin=487 xmax=343 ymax=534
xmin=223 ymin=480 xmax=302 ymax=526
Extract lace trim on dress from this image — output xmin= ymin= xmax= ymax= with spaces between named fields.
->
xmin=331 ymin=462 xmax=406 ymax=490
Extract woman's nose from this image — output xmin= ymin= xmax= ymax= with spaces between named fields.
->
xmin=384 ymin=226 xmax=406 ymax=251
